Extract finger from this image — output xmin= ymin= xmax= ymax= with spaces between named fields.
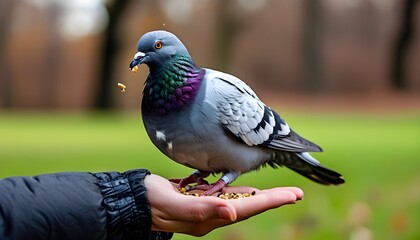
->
xmin=232 ymin=189 xmax=299 ymax=221
xmin=259 ymin=187 xmax=304 ymax=200
xmin=212 ymin=186 xmax=303 ymax=201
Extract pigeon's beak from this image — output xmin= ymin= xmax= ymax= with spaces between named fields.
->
xmin=129 ymin=51 xmax=146 ymax=72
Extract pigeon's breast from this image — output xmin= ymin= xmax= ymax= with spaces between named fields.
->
xmin=142 ymin=111 xmax=211 ymax=170
xmin=143 ymin=100 xmax=272 ymax=173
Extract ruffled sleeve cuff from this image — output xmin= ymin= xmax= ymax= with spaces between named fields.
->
xmin=93 ymin=169 xmax=173 ymax=240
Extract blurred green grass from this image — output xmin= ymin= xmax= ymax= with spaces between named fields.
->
xmin=1 ymin=111 xmax=419 ymax=240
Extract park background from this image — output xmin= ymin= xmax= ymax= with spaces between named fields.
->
xmin=0 ymin=0 xmax=419 ymax=239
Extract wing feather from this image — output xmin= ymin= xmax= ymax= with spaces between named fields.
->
xmin=205 ymin=68 xmax=322 ymax=152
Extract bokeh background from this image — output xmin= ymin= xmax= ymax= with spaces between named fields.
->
xmin=0 ymin=0 xmax=419 ymax=239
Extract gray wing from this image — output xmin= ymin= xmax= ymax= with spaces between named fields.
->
xmin=204 ymin=69 xmax=322 ymax=152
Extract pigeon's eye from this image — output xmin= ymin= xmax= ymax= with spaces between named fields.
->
xmin=154 ymin=41 xmax=163 ymax=49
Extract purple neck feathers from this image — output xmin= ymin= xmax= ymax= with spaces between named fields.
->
xmin=142 ymin=58 xmax=205 ymax=116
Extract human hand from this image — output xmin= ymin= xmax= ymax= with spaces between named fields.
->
xmin=144 ymin=174 xmax=304 ymax=237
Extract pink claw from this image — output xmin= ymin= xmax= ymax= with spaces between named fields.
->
xmin=171 ymin=172 xmax=227 ymax=196
xmin=170 ymin=171 xmax=210 ymax=188
xmin=199 ymin=179 xmax=227 ymax=196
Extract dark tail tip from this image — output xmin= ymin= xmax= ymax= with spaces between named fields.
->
xmin=309 ymin=165 xmax=345 ymax=185
xmin=285 ymin=152 xmax=345 ymax=185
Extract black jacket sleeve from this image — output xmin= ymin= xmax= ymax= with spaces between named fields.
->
xmin=0 ymin=169 xmax=173 ymax=240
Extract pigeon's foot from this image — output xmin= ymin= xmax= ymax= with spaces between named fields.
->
xmin=194 ymin=179 xmax=227 ymax=196
xmin=171 ymin=171 xmax=230 ymax=196
xmin=170 ymin=171 xmax=210 ymax=188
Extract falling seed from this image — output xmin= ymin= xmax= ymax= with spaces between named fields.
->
xmin=131 ymin=65 xmax=139 ymax=73
xmin=117 ymin=83 xmax=126 ymax=92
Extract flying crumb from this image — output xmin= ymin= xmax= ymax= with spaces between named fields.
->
xmin=117 ymin=83 xmax=126 ymax=93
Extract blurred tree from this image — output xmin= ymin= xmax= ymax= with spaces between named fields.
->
xmin=392 ymin=0 xmax=419 ymax=90
xmin=0 ymin=0 xmax=17 ymax=108
xmin=95 ymin=0 xmax=133 ymax=109
xmin=303 ymin=0 xmax=324 ymax=92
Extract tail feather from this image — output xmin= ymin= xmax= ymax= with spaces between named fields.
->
xmin=275 ymin=152 xmax=345 ymax=185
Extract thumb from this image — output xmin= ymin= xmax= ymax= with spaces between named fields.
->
xmin=179 ymin=197 xmax=237 ymax=222
xmin=217 ymin=203 xmax=237 ymax=221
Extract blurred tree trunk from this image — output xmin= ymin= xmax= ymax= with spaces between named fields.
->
xmin=303 ymin=0 xmax=324 ymax=92
xmin=44 ymin=2 xmax=61 ymax=109
xmin=392 ymin=0 xmax=419 ymax=90
xmin=95 ymin=0 xmax=133 ymax=109
xmin=0 ymin=0 xmax=17 ymax=109
xmin=214 ymin=0 xmax=243 ymax=72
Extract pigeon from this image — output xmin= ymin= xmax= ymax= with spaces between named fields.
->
xmin=129 ymin=30 xmax=344 ymax=196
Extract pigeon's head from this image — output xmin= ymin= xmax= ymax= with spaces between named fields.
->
xmin=129 ymin=30 xmax=190 ymax=71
